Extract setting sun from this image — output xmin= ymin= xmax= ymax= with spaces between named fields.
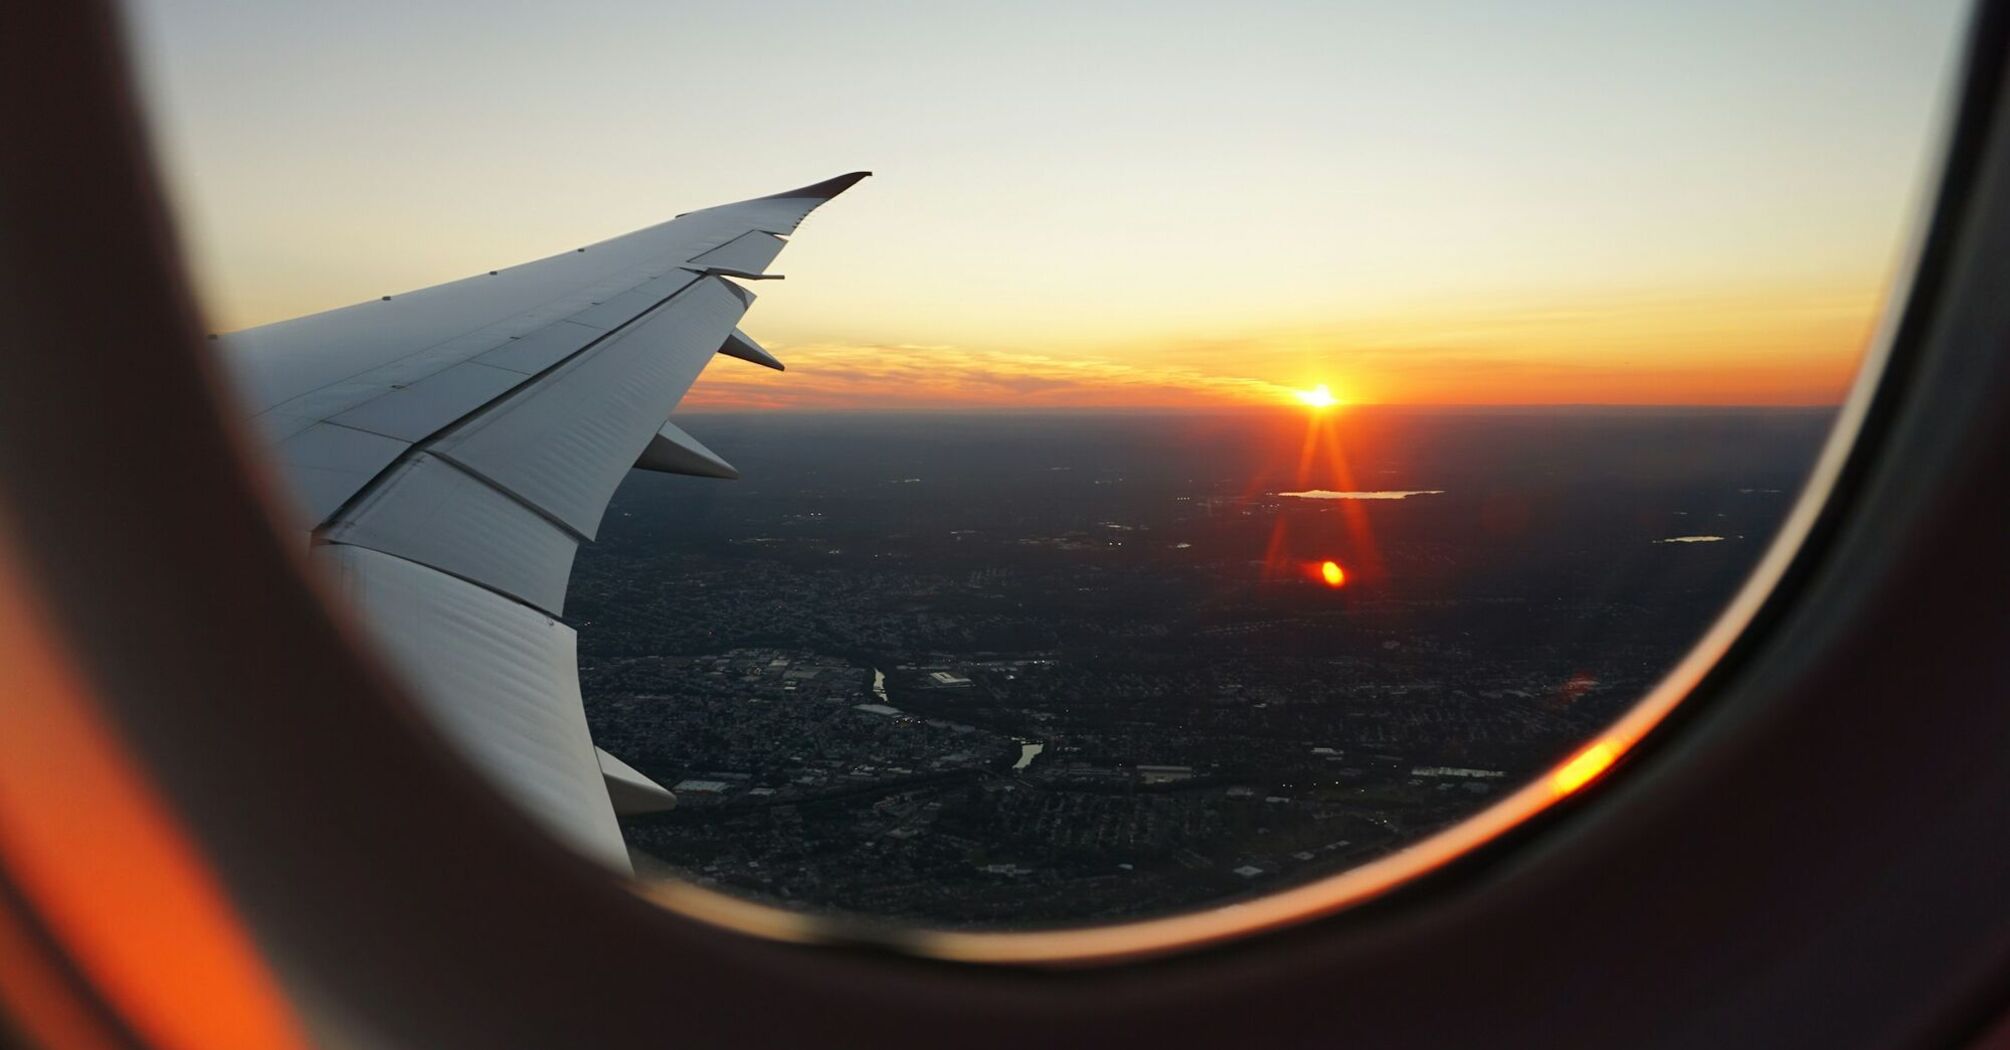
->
xmin=1319 ymin=560 xmax=1346 ymax=588
xmin=1295 ymin=384 xmax=1340 ymax=409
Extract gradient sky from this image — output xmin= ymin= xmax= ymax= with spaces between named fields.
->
xmin=125 ymin=0 xmax=1968 ymax=408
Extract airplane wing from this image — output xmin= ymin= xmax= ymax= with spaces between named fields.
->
xmin=217 ymin=173 xmax=870 ymax=871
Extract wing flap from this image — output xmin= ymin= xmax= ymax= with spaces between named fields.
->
xmin=324 ymin=453 xmax=580 ymax=616
xmin=429 ymin=277 xmax=747 ymax=540
xmin=317 ymin=544 xmax=625 ymax=869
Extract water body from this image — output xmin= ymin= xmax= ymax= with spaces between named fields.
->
xmin=1012 ymin=742 xmax=1045 ymax=771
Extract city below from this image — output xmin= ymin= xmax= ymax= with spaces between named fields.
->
xmin=570 ymin=407 xmax=1828 ymax=927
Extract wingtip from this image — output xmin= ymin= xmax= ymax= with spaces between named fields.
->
xmin=761 ymin=171 xmax=873 ymax=202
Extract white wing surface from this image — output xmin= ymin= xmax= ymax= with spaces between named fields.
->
xmin=219 ymin=174 xmax=869 ymax=870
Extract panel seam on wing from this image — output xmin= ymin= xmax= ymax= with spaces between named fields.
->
xmin=317 ymin=536 xmax=570 ymax=624
xmin=311 ymin=274 xmax=711 ymax=534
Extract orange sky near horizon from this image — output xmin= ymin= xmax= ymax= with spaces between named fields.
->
xmin=682 ymin=280 xmax=1884 ymax=410
xmin=126 ymin=0 xmax=1964 ymax=412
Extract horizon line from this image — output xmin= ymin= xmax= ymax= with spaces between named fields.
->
xmin=673 ymin=402 xmax=1847 ymax=414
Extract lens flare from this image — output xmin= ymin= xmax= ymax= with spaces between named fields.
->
xmin=1319 ymin=560 xmax=1346 ymax=587
xmin=1294 ymin=384 xmax=1339 ymax=409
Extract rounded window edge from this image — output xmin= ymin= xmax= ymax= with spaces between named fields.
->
xmin=609 ymin=13 xmax=1993 ymax=966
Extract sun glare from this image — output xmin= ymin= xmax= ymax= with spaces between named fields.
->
xmin=1294 ymin=384 xmax=1339 ymax=409
xmin=1550 ymin=740 xmax=1622 ymax=797
xmin=1319 ymin=560 xmax=1346 ymax=588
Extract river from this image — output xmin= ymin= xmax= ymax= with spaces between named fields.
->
xmin=873 ymin=666 xmax=1043 ymax=771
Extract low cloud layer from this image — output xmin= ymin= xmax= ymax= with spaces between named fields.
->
xmin=683 ymin=342 xmax=1301 ymax=410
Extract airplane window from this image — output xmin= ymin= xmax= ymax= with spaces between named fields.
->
xmin=121 ymin=0 xmax=1970 ymax=951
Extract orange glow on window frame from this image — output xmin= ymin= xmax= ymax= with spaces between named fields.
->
xmin=0 ymin=550 xmax=308 ymax=1050
xmin=1551 ymin=740 xmax=1623 ymax=797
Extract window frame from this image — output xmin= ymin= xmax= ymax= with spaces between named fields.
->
xmin=3 ymin=0 xmax=2009 ymax=1044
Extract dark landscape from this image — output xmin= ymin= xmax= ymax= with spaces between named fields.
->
xmin=571 ymin=407 xmax=1831 ymax=927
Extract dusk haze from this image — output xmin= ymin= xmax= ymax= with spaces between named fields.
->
xmin=129 ymin=0 xmax=1964 ymax=409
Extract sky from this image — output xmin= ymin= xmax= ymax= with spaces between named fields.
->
xmin=124 ymin=0 xmax=1970 ymax=409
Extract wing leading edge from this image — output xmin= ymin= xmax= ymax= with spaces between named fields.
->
xmin=221 ymin=174 xmax=869 ymax=870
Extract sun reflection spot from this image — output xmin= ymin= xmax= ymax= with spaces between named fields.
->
xmin=1319 ymin=560 xmax=1346 ymax=588
xmin=1551 ymin=740 xmax=1621 ymax=797
xmin=1294 ymin=384 xmax=1339 ymax=409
